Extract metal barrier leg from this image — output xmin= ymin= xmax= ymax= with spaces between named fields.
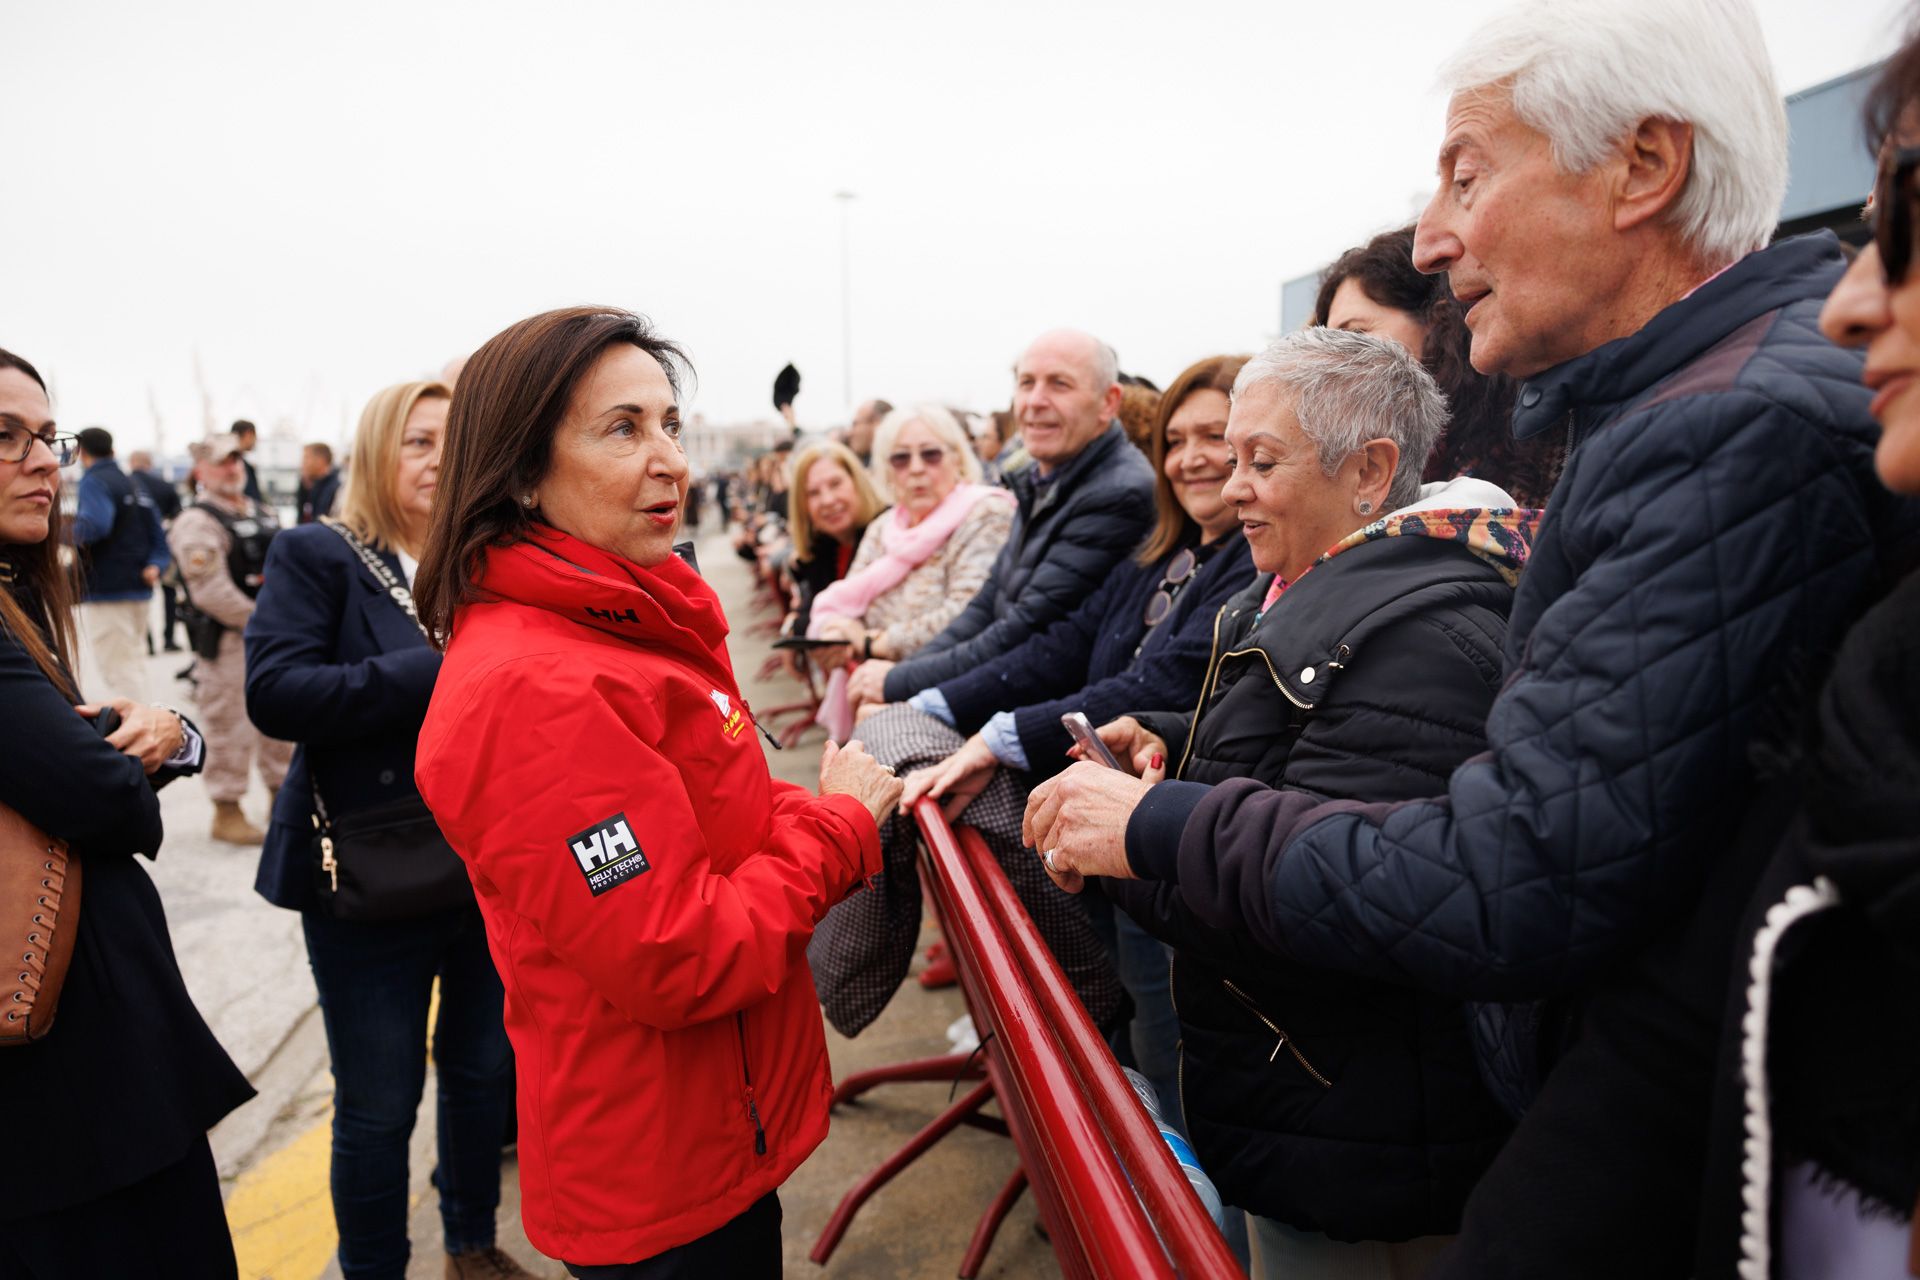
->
xmin=958 ymin=1166 xmax=1028 ymax=1279
xmin=809 ymin=1080 xmax=997 ymax=1265
xmin=830 ymin=1051 xmax=984 ymax=1107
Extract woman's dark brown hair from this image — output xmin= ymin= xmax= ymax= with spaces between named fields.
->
xmin=0 ymin=347 xmax=79 ymax=696
xmin=1311 ymin=225 xmax=1558 ymax=506
xmin=1864 ymin=17 xmax=1920 ymax=150
xmin=413 ymin=307 xmax=691 ymax=647
xmin=1137 ymin=354 xmax=1250 ymax=564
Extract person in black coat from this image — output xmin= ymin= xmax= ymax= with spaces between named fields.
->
xmin=1026 ymin=329 xmax=1535 ymax=1275
xmin=244 ymin=380 xmax=530 ymax=1280
xmin=0 ymin=347 xmax=253 ymax=1279
xmin=848 ymin=328 xmax=1158 ymax=708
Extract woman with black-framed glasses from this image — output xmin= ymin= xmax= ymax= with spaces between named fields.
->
xmin=0 ymin=346 xmax=254 ymax=1279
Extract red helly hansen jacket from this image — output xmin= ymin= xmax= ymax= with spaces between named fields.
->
xmin=415 ymin=527 xmax=881 ymax=1264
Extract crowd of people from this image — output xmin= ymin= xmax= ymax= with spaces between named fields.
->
xmin=2 ymin=0 xmax=1918 ymax=1277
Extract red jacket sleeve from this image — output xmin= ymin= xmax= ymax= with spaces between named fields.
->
xmin=425 ymin=657 xmax=880 ymax=1031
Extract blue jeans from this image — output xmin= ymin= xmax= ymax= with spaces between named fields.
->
xmin=303 ymin=905 xmax=515 ymax=1280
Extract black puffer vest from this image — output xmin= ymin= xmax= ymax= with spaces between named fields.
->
xmin=1135 ymin=529 xmax=1519 ymax=1241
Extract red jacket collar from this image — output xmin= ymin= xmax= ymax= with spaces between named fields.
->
xmin=476 ymin=525 xmax=731 ymax=662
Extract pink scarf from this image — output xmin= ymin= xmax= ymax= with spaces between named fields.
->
xmin=808 ymin=482 xmax=1011 ymax=742
xmin=807 ymin=483 xmax=1011 ymax=635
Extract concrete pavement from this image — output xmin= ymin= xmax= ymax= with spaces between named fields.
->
xmin=134 ymin=531 xmax=1055 ymax=1278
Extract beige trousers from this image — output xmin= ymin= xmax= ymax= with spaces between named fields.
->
xmin=194 ymin=629 xmax=292 ymax=804
xmin=1247 ymin=1215 xmax=1454 ymax=1280
xmin=78 ymin=599 xmax=150 ymax=703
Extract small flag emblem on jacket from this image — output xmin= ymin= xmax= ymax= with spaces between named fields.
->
xmin=709 ymin=689 xmax=747 ymax=739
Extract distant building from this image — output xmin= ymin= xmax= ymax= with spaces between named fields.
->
xmin=680 ymin=413 xmax=794 ymax=476
xmin=1278 ymin=65 xmax=1879 ymax=333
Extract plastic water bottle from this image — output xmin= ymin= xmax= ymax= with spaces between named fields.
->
xmin=1123 ymin=1067 xmax=1226 ymax=1229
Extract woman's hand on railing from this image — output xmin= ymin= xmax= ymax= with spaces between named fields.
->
xmin=901 ymin=733 xmax=997 ymax=823
xmin=1023 ymin=761 xmax=1151 ymax=892
xmin=820 ymin=738 xmax=906 ymax=827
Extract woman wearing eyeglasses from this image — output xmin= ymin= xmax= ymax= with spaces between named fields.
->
xmin=0 ymin=348 xmax=254 ymax=1278
xmin=803 ymin=406 xmax=1013 ymax=738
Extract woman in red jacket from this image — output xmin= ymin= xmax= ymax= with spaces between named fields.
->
xmin=412 ymin=306 xmax=902 ymax=1278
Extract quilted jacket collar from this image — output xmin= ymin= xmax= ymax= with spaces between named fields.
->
xmin=1010 ymin=421 xmax=1129 ymax=520
xmin=1513 ymin=231 xmax=1849 ymax=440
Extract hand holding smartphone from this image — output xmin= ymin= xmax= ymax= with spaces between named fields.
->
xmin=1060 ymin=711 xmax=1124 ymax=770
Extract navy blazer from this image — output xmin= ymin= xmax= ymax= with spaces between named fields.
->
xmin=244 ymin=522 xmax=442 ymax=911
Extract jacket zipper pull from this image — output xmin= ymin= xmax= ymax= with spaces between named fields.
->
xmin=746 ymin=1087 xmax=767 ymax=1155
xmin=320 ymin=835 xmax=338 ymax=893
xmin=739 ymin=697 xmax=782 ymax=751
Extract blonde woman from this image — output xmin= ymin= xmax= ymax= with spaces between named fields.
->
xmin=808 ymin=404 xmax=1013 ymax=662
xmin=784 ymin=440 xmax=886 ymax=638
xmin=244 ymin=381 xmax=532 ymax=1280
xmin=805 ymin=406 xmax=1014 ymax=738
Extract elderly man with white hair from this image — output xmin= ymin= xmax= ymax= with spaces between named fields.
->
xmin=1025 ymin=2 xmax=1920 ymax=1273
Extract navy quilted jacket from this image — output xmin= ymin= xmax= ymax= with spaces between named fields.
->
xmin=1125 ymin=233 xmax=1920 ymax=1106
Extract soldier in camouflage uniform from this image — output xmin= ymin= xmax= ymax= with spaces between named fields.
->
xmin=170 ymin=432 xmax=293 ymax=844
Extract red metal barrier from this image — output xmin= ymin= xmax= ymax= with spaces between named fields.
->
xmin=811 ymin=799 xmax=1243 ymax=1278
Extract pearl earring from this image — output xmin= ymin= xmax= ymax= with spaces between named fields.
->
xmin=521 ymin=494 xmax=535 ymax=509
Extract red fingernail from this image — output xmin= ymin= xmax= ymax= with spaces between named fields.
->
xmin=1150 ymin=753 xmax=1164 ymax=770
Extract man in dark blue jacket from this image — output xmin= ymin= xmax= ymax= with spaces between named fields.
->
xmin=71 ymin=426 xmax=169 ymax=700
xmin=1025 ymin=0 xmax=1920 ymax=1247
xmin=845 ymin=328 xmax=1157 ymax=710
xmin=296 ymin=442 xmax=341 ymax=523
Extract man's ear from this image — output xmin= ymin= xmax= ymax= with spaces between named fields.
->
xmin=1101 ymin=381 xmax=1125 ymax=424
xmin=1615 ymin=117 xmax=1693 ymax=234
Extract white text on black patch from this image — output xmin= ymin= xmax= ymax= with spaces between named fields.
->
xmin=567 ymin=812 xmax=650 ymax=897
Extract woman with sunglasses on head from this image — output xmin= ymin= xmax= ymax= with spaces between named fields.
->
xmin=0 ymin=348 xmax=254 ymax=1278
xmin=807 ymin=358 xmax=1255 ymax=1068
xmin=803 ymin=405 xmax=1013 ymax=736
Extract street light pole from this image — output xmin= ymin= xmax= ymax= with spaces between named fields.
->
xmin=834 ymin=190 xmax=856 ymax=413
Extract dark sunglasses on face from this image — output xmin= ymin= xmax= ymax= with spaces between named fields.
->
xmin=0 ymin=427 xmax=79 ymax=466
xmin=1142 ymin=546 xmax=1199 ymax=628
xmin=888 ymin=445 xmax=947 ymax=472
xmin=1873 ymin=144 xmax=1920 ymax=286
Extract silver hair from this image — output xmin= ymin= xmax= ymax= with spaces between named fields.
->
xmin=868 ymin=403 xmax=983 ymax=502
xmin=1440 ymin=0 xmax=1786 ymax=267
xmin=1232 ymin=328 xmax=1447 ymax=511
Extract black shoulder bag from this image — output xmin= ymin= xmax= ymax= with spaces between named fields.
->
xmin=310 ymin=519 xmax=472 ymax=921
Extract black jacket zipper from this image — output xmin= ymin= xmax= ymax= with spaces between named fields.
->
xmin=735 ymin=1011 xmax=768 ymax=1155
xmin=1220 ymin=978 xmax=1333 ymax=1089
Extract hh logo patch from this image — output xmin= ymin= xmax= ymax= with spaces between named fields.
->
xmin=709 ymin=689 xmax=747 ymax=740
xmin=567 ymin=813 xmax=650 ymax=897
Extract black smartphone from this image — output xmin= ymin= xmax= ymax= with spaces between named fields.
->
xmin=1060 ymin=711 xmax=1124 ymax=769
xmin=91 ymin=706 xmax=123 ymax=739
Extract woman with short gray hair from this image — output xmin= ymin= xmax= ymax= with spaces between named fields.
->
xmin=1025 ymin=327 xmax=1545 ymax=1277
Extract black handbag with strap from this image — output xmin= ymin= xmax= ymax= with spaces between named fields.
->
xmin=310 ymin=519 xmax=472 ymax=921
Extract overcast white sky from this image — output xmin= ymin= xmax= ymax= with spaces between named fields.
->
xmin=7 ymin=0 xmax=1909 ymax=456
